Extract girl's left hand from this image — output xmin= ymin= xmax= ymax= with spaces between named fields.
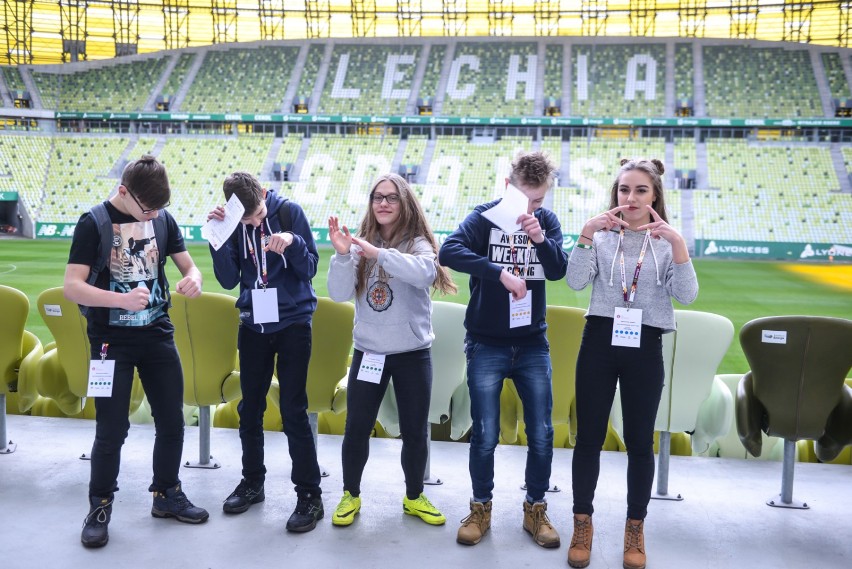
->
xmin=637 ymin=205 xmax=683 ymax=244
xmin=351 ymin=236 xmax=379 ymax=260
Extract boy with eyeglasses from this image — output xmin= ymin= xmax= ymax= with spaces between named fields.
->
xmin=206 ymin=172 xmax=324 ymax=532
xmin=65 ymin=155 xmax=209 ymax=548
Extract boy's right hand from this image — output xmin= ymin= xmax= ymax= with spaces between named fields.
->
xmin=207 ymin=205 xmax=226 ymax=222
xmin=328 ymin=216 xmax=353 ymax=255
xmin=121 ymin=286 xmax=150 ymax=312
xmin=499 ymin=269 xmax=527 ymax=300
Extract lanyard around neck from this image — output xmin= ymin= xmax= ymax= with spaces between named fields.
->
xmin=510 ymin=235 xmax=532 ymax=281
xmin=618 ymin=227 xmax=651 ymax=308
xmin=245 ymin=223 xmax=268 ymax=288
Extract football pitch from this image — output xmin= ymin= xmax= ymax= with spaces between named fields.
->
xmin=1 ymin=240 xmax=850 ymax=375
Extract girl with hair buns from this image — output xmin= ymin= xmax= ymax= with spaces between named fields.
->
xmin=564 ymin=158 xmax=699 ymax=569
xmin=326 ymin=172 xmax=456 ymax=528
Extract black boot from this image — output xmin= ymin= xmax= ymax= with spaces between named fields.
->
xmin=286 ymin=491 xmax=324 ymax=532
xmin=81 ymin=494 xmax=113 ymax=548
xmin=223 ymin=478 xmax=265 ymax=514
xmin=151 ymin=483 xmax=209 ymax=524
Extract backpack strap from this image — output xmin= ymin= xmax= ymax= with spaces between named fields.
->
xmin=277 ymin=198 xmax=291 ymax=233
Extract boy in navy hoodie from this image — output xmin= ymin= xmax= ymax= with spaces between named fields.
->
xmin=208 ymin=172 xmax=323 ymax=532
xmin=438 ymin=151 xmax=568 ymax=549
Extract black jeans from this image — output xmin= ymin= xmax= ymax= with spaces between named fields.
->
xmin=237 ymin=323 xmax=321 ymax=496
xmin=572 ymin=316 xmax=665 ymax=520
xmin=342 ymin=348 xmax=432 ymax=499
xmin=89 ymin=336 xmax=185 ymax=497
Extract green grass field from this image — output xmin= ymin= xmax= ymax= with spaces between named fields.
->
xmin=1 ymin=240 xmax=850 ymax=375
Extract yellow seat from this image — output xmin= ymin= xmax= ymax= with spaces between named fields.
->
xmin=169 ymin=291 xmax=241 ymax=469
xmin=0 ymin=285 xmax=44 ymax=454
xmin=500 ymin=305 xmax=586 ymax=448
xmin=35 ymin=287 xmax=145 ymax=419
xmin=736 ymin=315 xmax=852 ymax=509
xmin=267 ymin=296 xmax=353 ymax=475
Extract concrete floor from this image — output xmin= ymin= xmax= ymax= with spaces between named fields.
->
xmin=1 ymin=414 xmax=850 ymax=569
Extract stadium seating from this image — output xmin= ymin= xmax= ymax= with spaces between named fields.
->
xmin=418 ymin=44 xmax=446 ymax=103
xmin=695 ymin=139 xmax=848 ymax=242
xmin=180 ymin=46 xmax=300 ymax=113
xmin=1 ymin=65 xmax=26 ymax=94
xmin=822 ymin=52 xmax=852 ymax=101
xmin=0 ymin=135 xmax=53 ymax=215
xmin=675 ymin=43 xmax=694 ymax=102
xmin=571 ymin=44 xmax=666 ymax=117
xmin=161 ymin=53 xmax=196 ymax=100
xmin=440 ymin=42 xmax=537 ymax=118
xmin=544 ymin=44 xmax=563 ymax=102
xmin=295 ymin=44 xmax=325 ymax=108
xmin=32 ymin=57 xmax=166 ymax=112
xmin=290 ymin=133 xmax=398 ymax=228
xmin=318 ymin=44 xmax=421 ymax=116
xmin=703 ymin=46 xmax=821 ymax=118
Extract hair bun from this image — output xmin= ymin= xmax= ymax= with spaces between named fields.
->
xmin=619 ymin=157 xmax=630 ymax=166
xmin=651 ymin=158 xmax=665 ymax=175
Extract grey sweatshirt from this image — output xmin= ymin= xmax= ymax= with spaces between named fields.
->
xmin=566 ymin=229 xmax=698 ymax=332
xmin=327 ymin=236 xmax=437 ymax=355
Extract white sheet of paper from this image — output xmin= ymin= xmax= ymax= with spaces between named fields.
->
xmin=202 ymin=193 xmax=246 ymax=251
xmin=612 ymin=306 xmax=643 ymax=348
xmin=356 ymin=352 xmax=386 ymax=384
xmin=509 ymin=290 xmax=532 ymax=328
xmin=87 ymin=359 xmax=115 ymax=397
xmin=482 ymin=184 xmax=527 ymax=235
xmin=251 ymin=287 xmax=280 ymax=324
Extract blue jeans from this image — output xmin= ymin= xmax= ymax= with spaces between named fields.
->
xmin=237 ymin=323 xmax=321 ymax=496
xmin=465 ymin=339 xmax=554 ymax=502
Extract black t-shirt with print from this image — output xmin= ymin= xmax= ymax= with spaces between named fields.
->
xmin=68 ymin=201 xmax=186 ymax=343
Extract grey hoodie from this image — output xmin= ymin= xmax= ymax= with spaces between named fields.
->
xmin=566 ymin=229 xmax=698 ymax=332
xmin=328 ymin=236 xmax=437 ymax=355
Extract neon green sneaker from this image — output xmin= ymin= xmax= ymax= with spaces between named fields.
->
xmin=403 ymin=493 xmax=446 ymax=525
xmin=332 ymin=491 xmax=361 ymax=526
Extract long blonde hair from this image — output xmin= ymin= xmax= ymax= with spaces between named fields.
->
xmin=354 ymin=173 xmax=457 ymax=296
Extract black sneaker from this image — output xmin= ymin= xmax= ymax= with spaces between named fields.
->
xmin=151 ymin=483 xmax=209 ymax=524
xmin=223 ymin=479 xmax=265 ymax=514
xmin=286 ymin=492 xmax=324 ymax=533
xmin=81 ymin=495 xmax=113 ymax=548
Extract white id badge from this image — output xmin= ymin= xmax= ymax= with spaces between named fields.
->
xmin=251 ymin=287 xmax=280 ymax=324
xmin=356 ymin=353 xmax=386 ymax=384
xmin=612 ymin=307 xmax=643 ymax=348
xmin=509 ymin=291 xmax=532 ymax=328
xmin=87 ymin=359 xmax=116 ymax=397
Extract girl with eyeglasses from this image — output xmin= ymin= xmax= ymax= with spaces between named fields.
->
xmin=326 ymin=173 xmax=456 ymax=528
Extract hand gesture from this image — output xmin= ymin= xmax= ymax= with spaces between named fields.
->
xmin=499 ymin=269 xmax=528 ymax=300
xmin=583 ymin=205 xmax=630 ymax=235
xmin=637 ymin=205 xmax=681 ymax=243
xmin=328 ymin=216 xmax=353 ymax=255
xmin=121 ymin=285 xmax=150 ymax=311
xmin=175 ymin=275 xmax=202 ymax=298
xmin=351 ymin=236 xmax=379 ymax=260
xmin=207 ymin=205 xmax=225 ymax=222
xmin=517 ymin=213 xmax=544 ymax=244
xmin=264 ymin=232 xmax=293 ymax=254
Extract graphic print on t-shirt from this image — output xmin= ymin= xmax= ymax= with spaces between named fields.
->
xmin=107 ymin=219 xmax=166 ymax=326
xmin=489 ymin=228 xmax=544 ymax=280
xmin=366 ymin=262 xmax=393 ymax=312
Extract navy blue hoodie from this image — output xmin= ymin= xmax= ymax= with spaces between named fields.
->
xmin=209 ymin=190 xmax=318 ymax=333
xmin=438 ymin=200 xmax=568 ymax=346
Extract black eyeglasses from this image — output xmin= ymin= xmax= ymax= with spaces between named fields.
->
xmin=126 ymin=188 xmax=169 ymax=214
xmin=371 ymin=193 xmax=400 ymax=205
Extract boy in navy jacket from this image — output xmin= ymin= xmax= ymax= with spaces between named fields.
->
xmin=208 ymin=172 xmax=323 ymax=532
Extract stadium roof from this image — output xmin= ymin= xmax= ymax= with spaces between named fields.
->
xmin=0 ymin=0 xmax=848 ymax=65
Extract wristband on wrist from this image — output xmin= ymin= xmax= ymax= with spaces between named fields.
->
xmin=575 ymin=242 xmax=593 ymax=250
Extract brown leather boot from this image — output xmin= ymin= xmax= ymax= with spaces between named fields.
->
xmin=567 ymin=514 xmax=593 ymax=568
xmin=522 ymin=501 xmax=560 ymax=548
xmin=623 ymin=518 xmax=646 ymax=569
xmin=457 ymin=501 xmax=491 ymax=545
